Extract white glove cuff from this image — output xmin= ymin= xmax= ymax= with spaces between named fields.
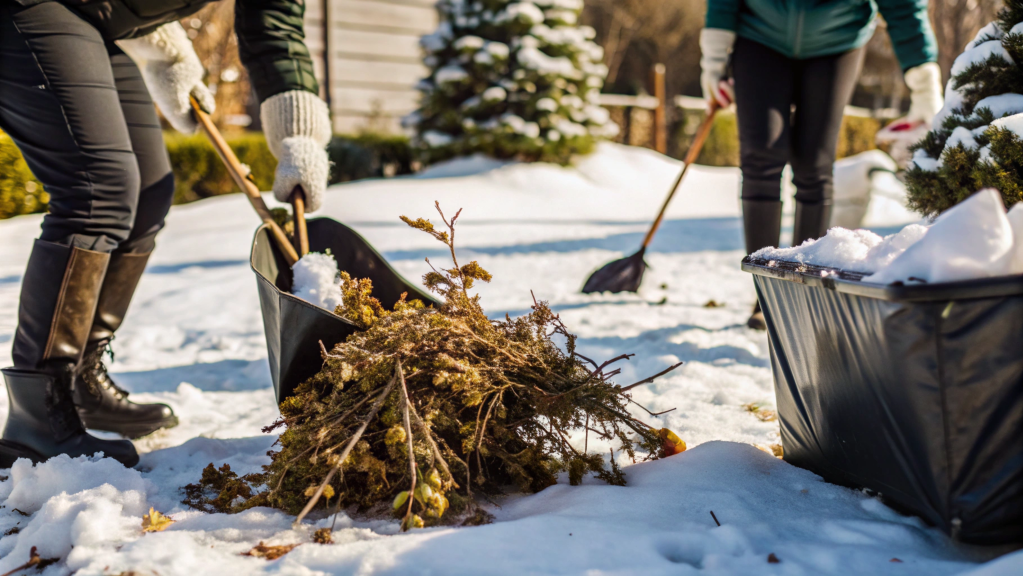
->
xmin=905 ymin=62 xmax=944 ymax=122
xmin=117 ymin=22 xmax=194 ymax=64
xmin=699 ymin=28 xmax=736 ymax=72
xmin=260 ymin=90 xmax=332 ymax=158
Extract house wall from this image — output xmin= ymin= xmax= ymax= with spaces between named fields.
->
xmin=304 ymin=0 xmax=436 ymax=134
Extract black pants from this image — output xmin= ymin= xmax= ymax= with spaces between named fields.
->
xmin=0 ymin=0 xmax=175 ymax=255
xmin=733 ymin=37 xmax=864 ymax=253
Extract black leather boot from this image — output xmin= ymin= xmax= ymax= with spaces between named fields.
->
xmin=74 ymin=251 xmax=177 ymax=438
xmin=792 ymin=200 xmax=834 ymax=247
xmin=3 ymin=240 xmax=139 ymax=467
xmin=742 ymin=200 xmax=781 ymax=331
xmin=0 ymin=368 xmax=138 ymax=468
xmin=742 ymin=199 xmax=783 ymax=256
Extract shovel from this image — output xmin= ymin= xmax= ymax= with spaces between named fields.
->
xmin=190 ymin=97 xmax=308 ymax=264
xmin=189 ymin=98 xmax=437 ymax=402
xmin=582 ymin=100 xmax=720 ymax=294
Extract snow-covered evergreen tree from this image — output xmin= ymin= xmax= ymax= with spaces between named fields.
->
xmin=905 ymin=1 xmax=1023 ymax=217
xmin=406 ymin=0 xmax=619 ymax=165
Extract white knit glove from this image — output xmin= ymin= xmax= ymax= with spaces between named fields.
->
xmin=260 ymin=90 xmax=332 ymax=212
xmin=886 ymin=62 xmax=944 ymax=131
xmin=117 ymin=23 xmax=215 ymax=133
xmin=700 ymin=28 xmax=736 ymax=109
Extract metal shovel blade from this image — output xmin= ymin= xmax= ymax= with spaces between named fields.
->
xmin=581 ymin=247 xmax=648 ymax=294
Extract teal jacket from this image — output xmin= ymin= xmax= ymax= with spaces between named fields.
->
xmin=706 ymin=0 xmax=937 ymax=70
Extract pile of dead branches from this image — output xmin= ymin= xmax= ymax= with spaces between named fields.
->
xmin=187 ymin=204 xmax=683 ymax=529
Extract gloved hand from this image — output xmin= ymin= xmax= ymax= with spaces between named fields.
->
xmin=700 ymin=28 xmax=736 ymax=109
xmin=889 ymin=62 xmax=945 ymax=131
xmin=260 ymin=90 xmax=332 ymax=212
xmin=117 ymin=23 xmax=215 ymax=133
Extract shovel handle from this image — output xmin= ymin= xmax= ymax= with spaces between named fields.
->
xmin=641 ymin=99 xmax=720 ymax=249
xmin=290 ymin=186 xmax=309 ymax=257
xmin=189 ymin=96 xmax=300 ymax=266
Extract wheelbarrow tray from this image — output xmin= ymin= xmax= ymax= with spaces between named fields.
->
xmin=743 ymin=256 xmax=1023 ymax=544
xmin=251 ymin=218 xmax=438 ymax=403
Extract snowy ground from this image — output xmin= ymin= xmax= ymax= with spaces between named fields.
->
xmin=0 ymin=144 xmax=1018 ymax=575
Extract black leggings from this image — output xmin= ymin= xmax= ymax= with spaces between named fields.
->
xmin=0 ymin=0 xmax=174 ymax=255
xmin=733 ymin=37 xmax=864 ymax=252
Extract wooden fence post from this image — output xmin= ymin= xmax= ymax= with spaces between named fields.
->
xmin=652 ymin=63 xmax=667 ymax=154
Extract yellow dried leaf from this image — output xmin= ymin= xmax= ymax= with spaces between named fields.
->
xmin=242 ymin=541 xmax=300 ymax=560
xmin=304 ymin=485 xmax=335 ymax=499
xmin=313 ymin=528 xmax=333 ymax=544
xmin=658 ymin=428 xmax=686 ymax=456
xmin=141 ymin=507 xmax=175 ymax=533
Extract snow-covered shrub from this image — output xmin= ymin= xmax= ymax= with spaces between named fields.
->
xmin=407 ymin=0 xmax=618 ymax=165
xmin=905 ymin=0 xmax=1023 ymax=217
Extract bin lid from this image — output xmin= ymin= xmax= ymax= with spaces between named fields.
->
xmin=742 ymin=256 xmax=1023 ymax=302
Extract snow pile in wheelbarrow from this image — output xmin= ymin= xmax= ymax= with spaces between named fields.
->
xmin=753 ymin=189 xmax=1023 ymax=283
xmin=291 ymin=252 xmax=343 ymax=311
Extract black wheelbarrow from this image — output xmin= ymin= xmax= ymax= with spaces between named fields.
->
xmin=190 ymin=98 xmax=437 ymax=404
xmin=743 ymin=256 xmax=1023 ymax=545
xmin=250 ymin=219 xmax=437 ymax=403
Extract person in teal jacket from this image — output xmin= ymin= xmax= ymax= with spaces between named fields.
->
xmin=700 ymin=0 xmax=943 ymax=329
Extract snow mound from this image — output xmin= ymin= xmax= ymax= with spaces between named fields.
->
xmin=754 ymin=190 xmax=1023 ymax=284
xmin=290 ymin=252 xmax=342 ymax=312
xmin=0 ymin=455 xmax=153 ymax=574
xmin=867 ymin=190 xmax=1020 ymax=283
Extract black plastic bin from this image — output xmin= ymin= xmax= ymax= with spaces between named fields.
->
xmin=742 ymin=256 xmax=1023 ymax=544
xmin=250 ymin=218 xmax=437 ymax=403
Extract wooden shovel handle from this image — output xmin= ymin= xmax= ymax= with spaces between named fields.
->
xmin=189 ymin=96 xmax=300 ymax=266
xmin=290 ymin=186 xmax=309 ymax=257
xmin=641 ymin=99 xmax=721 ymax=249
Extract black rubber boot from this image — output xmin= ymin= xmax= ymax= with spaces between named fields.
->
xmin=73 ymin=251 xmax=177 ymax=438
xmin=742 ymin=200 xmax=781 ymax=331
xmin=742 ymin=199 xmax=783 ymax=255
xmin=75 ymin=344 xmax=177 ymax=438
xmin=3 ymin=240 xmax=138 ymax=467
xmin=792 ymin=200 xmax=834 ymax=247
xmin=0 ymin=367 xmax=139 ymax=468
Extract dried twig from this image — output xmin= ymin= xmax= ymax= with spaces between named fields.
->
xmin=398 ymin=361 xmax=418 ymax=530
xmin=0 ymin=546 xmax=57 ymax=576
xmin=619 ymin=362 xmax=684 ymax=392
xmin=293 ymin=370 xmax=399 ymax=526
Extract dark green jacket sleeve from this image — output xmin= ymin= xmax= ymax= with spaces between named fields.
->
xmin=876 ymin=0 xmax=938 ymax=70
xmin=705 ymin=0 xmax=741 ymax=31
xmin=235 ymin=0 xmax=320 ymax=103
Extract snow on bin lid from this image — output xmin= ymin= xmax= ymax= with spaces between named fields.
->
xmin=749 ymin=190 xmax=1023 ymax=286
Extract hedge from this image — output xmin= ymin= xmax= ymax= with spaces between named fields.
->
xmin=671 ymin=108 xmax=884 ymax=167
xmin=0 ymin=131 xmax=415 ymax=220
xmin=1 ymin=115 xmax=884 ymax=220
xmin=0 ymin=132 xmax=46 ymax=220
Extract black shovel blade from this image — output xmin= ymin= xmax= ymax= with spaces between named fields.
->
xmin=581 ymin=247 xmax=648 ymax=294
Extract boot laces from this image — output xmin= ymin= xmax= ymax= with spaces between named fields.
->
xmin=82 ymin=340 xmax=130 ymax=400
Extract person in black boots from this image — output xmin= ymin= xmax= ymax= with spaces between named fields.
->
xmin=0 ymin=0 xmax=332 ymax=467
xmin=699 ymin=1 xmax=943 ymax=330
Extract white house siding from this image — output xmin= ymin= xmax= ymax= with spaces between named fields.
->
xmin=304 ymin=0 xmax=436 ymax=134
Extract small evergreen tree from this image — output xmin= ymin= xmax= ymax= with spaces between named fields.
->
xmin=905 ymin=0 xmax=1023 ymax=217
xmin=407 ymin=0 xmax=619 ymax=165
